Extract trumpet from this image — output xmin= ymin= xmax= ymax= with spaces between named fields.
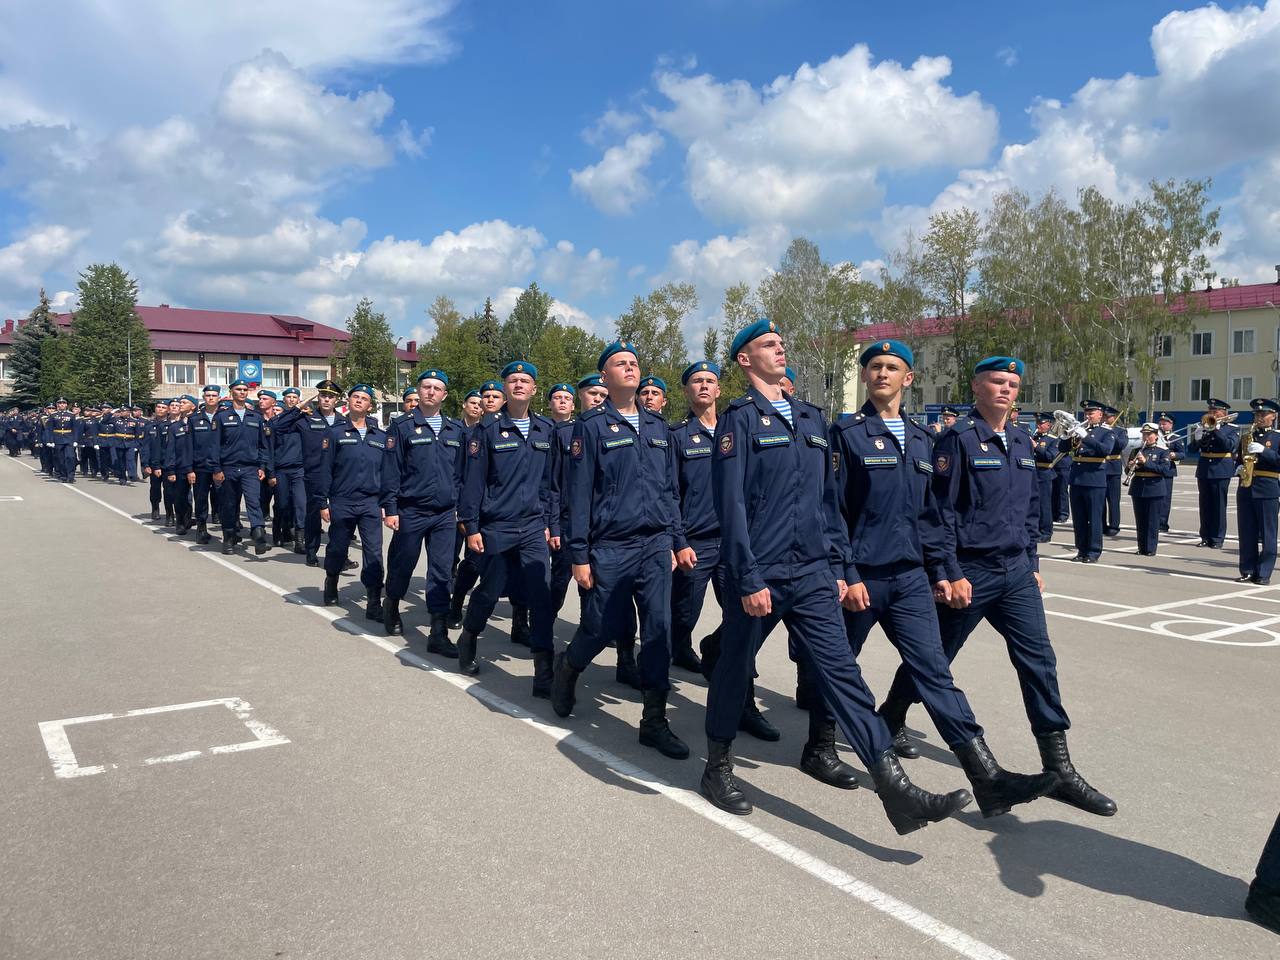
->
xmin=1200 ymin=411 xmax=1239 ymax=429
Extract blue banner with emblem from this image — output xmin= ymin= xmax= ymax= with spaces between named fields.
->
xmin=237 ymin=360 xmax=263 ymax=385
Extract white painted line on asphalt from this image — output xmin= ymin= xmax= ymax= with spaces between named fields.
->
xmin=0 ymin=494 xmax=24 ymax=500
xmin=4 ymin=455 xmax=1017 ymax=960
xmin=37 ymin=697 xmax=290 ymax=779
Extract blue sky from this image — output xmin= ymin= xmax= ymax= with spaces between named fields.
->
xmin=2 ymin=1 xmax=1278 ymax=347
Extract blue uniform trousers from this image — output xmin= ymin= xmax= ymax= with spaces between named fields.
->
xmin=1237 ymin=489 xmax=1279 ymax=581
xmin=565 ymin=536 xmax=673 ymax=691
xmin=462 ymin=527 xmax=553 ymax=652
xmin=193 ymin=470 xmax=220 ymax=522
xmin=164 ymin=474 xmax=192 ymax=526
xmin=843 ymin=564 xmax=982 ymax=749
xmin=671 ymin=536 xmax=723 ymax=657
xmin=128 ymin=446 xmax=141 ymax=481
xmin=1036 ymin=473 xmax=1055 ymax=541
xmin=1131 ymin=496 xmax=1163 ymax=554
xmin=56 ymin=443 xmax=76 ymax=480
xmin=38 ymin=444 xmax=51 ymax=474
xmin=705 ymin=569 xmax=892 ymax=766
xmin=304 ymin=473 xmax=326 ymax=553
xmin=113 ymin=447 xmax=131 ymax=483
xmin=1256 ymin=812 xmax=1280 ymax=894
xmin=99 ymin=447 xmax=113 ymax=481
xmin=149 ymin=473 xmax=165 ymax=509
xmin=218 ymin=464 xmax=264 ymax=531
xmin=1052 ymin=472 xmax=1070 ymax=521
xmin=1069 ymin=486 xmax=1106 ymax=560
xmin=80 ymin=447 xmax=93 ymax=475
xmin=1160 ymin=477 xmax=1174 ymax=530
xmin=549 ymin=544 xmax=572 ymax=617
xmin=1104 ymin=474 xmax=1122 ymax=534
xmin=883 ymin=553 xmax=1071 ymax=738
xmin=274 ymin=466 xmax=306 ymax=530
xmin=386 ymin=505 xmax=456 ymax=610
xmin=1198 ymin=477 xmax=1230 ymax=546
xmin=324 ymin=496 xmax=384 ymax=589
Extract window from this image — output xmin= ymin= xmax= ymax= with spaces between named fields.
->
xmin=1232 ymin=329 xmax=1255 ymax=354
xmin=1190 ymin=378 xmax=1211 ymax=402
xmin=1192 ymin=331 xmax=1213 ymax=356
xmin=300 ymin=369 xmax=328 ymax=388
xmin=1153 ymin=334 xmax=1173 ymax=358
xmin=261 ymin=367 xmax=291 ymax=388
xmin=934 ymin=385 xmax=949 ymax=404
xmin=164 ymin=363 xmax=196 ymax=385
xmin=1049 ymin=383 xmax=1066 ymax=404
xmin=0 ymin=358 xmax=8 ymax=380
xmin=206 ymin=364 xmax=236 ymax=386
xmin=1231 ymin=376 xmax=1254 ymax=401
xmin=1152 ymin=379 xmax=1172 ymax=403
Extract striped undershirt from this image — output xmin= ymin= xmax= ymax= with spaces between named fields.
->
xmin=770 ymin=398 xmax=792 ymax=425
xmin=511 ymin=417 xmax=530 ymax=439
xmin=425 ymin=414 xmax=442 ymax=434
xmin=622 ymin=412 xmax=640 ymax=432
xmin=882 ymin=416 xmax=906 ymax=448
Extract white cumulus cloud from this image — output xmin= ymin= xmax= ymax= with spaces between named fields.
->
xmin=570 ymin=132 xmax=665 ymax=215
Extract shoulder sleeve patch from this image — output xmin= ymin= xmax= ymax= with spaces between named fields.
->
xmin=321 ymin=437 xmax=329 ymax=449
xmin=570 ymin=436 xmax=583 ymax=459
xmin=832 ymin=451 xmax=840 ymax=474
xmin=386 ymin=436 xmax=395 ymax=450
xmin=718 ymin=432 xmax=735 ymax=456
xmin=935 ymin=453 xmax=950 ymax=474
xmin=469 ymin=438 xmax=481 ymax=456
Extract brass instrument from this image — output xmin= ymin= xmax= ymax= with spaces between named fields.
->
xmin=1241 ymin=422 xmax=1264 ymax=489
xmin=1047 ymin=410 xmax=1085 ymax=468
xmin=1200 ymin=411 xmax=1240 ymax=429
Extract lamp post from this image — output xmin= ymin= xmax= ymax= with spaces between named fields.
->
xmin=126 ymin=327 xmax=132 ymax=408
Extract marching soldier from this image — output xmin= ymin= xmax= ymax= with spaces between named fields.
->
xmin=1128 ymin=423 xmax=1175 ymax=556
xmin=880 ymin=355 xmax=1116 ymax=818
xmin=1063 ymin=400 xmax=1111 ymax=563
xmin=1157 ymin=412 xmax=1184 ymax=532
xmin=381 ymin=369 xmax=465 ymax=654
xmin=698 ymin=319 xmax=972 ymax=832
xmin=96 ymin=404 xmax=116 ymax=482
xmin=162 ymin=395 xmax=196 ymax=535
xmin=835 ymin=340 xmax=1055 ymax=816
xmin=145 ymin=400 xmax=170 ymax=520
xmin=1235 ymin=398 xmax=1280 ymax=585
xmin=546 ymin=382 xmax=577 ymax=624
xmin=36 ymin=404 xmax=54 ymax=474
xmin=1190 ymin=398 xmax=1240 ymax=548
xmin=317 ymin=385 xmax=387 ymax=616
xmin=190 ymin=386 xmax=222 ymax=544
xmin=79 ymin=405 xmax=98 ymax=477
xmin=1102 ymin=405 xmax=1126 ymax=537
xmin=271 ymin=380 xmax=346 ymax=566
xmin=48 ymin=397 xmax=79 ymax=482
xmin=1032 ymin=412 xmax=1057 ymax=542
xmin=552 ymin=340 xmax=691 ymax=759
xmin=209 ymin=378 xmax=269 ymax=555
xmin=447 ymin=379 xmax=507 ymax=626
xmin=268 ymin=388 xmax=307 ymax=551
xmin=638 ymin=375 xmax=668 ymax=415
xmin=446 ymin=388 xmax=486 ymax=628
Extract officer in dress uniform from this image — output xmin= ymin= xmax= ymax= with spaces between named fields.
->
xmin=552 ymin=340 xmax=692 ymax=760
xmin=36 ymin=405 xmax=54 ymax=474
xmin=1190 ymin=398 xmax=1241 ymax=548
xmin=546 ymin=381 xmax=577 ymax=625
xmin=126 ymin=406 xmax=145 ymax=482
xmin=78 ymin=405 xmax=97 ymax=476
xmin=929 ymin=405 xmax=959 ymax=441
xmin=209 ymin=378 xmax=269 ymax=555
xmin=318 ymin=384 xmax=387 ymax=618
xmin=1052 ymin=419 xmax=1073 ymax=523
xmin=1102 ymin=405 xmax=1126 ymax=537
xmin=696 ymin=320 xmax=972 ymax=831
xmin=145 ymin=400 xmax=169 ymax=519
xmin=111 ymin=405 xmax=134 ymax=484
xmin=190 ymin=387 xmax=221 ymax=544
xmin=880 ymin=355 xmax=1116 ymax=819
xmin=638 ymin=375 xmax=668 ymax=415
xmin=457 ymin=361 xmax=557 ymax=689
xmin=1128 ymin=423 xmax=1175 ymax=556
xmin=49 ymin=397 xmax=80 ymax=482
xmin=832 ymin=340 xmax=1054 ymax=817
xmin=381 ymin=368 xmax=465 ymax=655
xmin=98 ymin=405 xmax=118 ymax=482
xmin=271 ymin=379 xmax=346 ymax=566
xmin=1032 ymin=412 xmax=1058 ymax=542
xmin=162 ymin=395 xmax=196 ymax=534
xmin=1234 ymin=398 xmax=1280 ymax=585
xmin=1157 ymin=413 xmax=1184 ymax=533
xmin=1063 ymin=400 xmax=1111 ymax=563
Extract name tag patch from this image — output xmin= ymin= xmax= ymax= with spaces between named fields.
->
xmin=603 ymin=437 xmax=635 ymax=450
xmin=914 ymin=459 xmax=934 ymax=473
xmin=755 ymin=434 xmax=791 ymax=448
xmin=683 ymin=447 xmax=711 ymax=457
xmin=338 ymin=438 xmax=358 ymax=445
xmin=493 ymin=441 xmax=520 ymax=451
xmin=863 ymin=455 xmax=898 ymax=467
xmin=410 ymin=437 xmax=433 ymax=445
xmin=804 ymin=434 xmax=827 ymax=449
xmin=971 ymin=457 xmax=1003 ymax=469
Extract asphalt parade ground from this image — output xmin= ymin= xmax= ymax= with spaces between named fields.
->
xmin=1 ymin=456 xmax=1277 ymax=960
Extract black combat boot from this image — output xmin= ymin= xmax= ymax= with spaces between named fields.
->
xmin=738 ymin=681 xmax=781 ymax=741
xmin=879 ymin=702 xmax=920 ymax=760
xmin=1246 ymin=879 xmax=1280 ymax=935
xmin=305 ymin=548 xmax=319 ymax=567
xmin=1036 ymin=732 xmax=1117 ymax=816
xmin=550 ymin=651 xmax=580 ymax=718
xmin=323 ymin=575 xmax=339 ymax=606
xmin=638 ymin=689 xmax=690 ymax=759
xmin=165 ymin=508 xmax=174 ymax=527
xmin=221 ymin=530 xmax=235 ymax=555
xmin=383 ymin=596 xmax=403 ymax=636
xmin=531 ymin=649 xmax=555 ymax=699
xmin=294 ymin=528 xmax=305 ymax=554
xmin=700 ymin=738 xmax=751 ymax=815
xmin=342 ymin=558 xmax=358 ymax=573
xmin=456 ymin=628 xmax=480 ymax=676
xmin=671 ymin=638 xmax=703 ymax=674
xmin=196 ymin=521 xmax=210 ymax=545
xmin=251 ymin=525 xmax=268 ymax=555
xmin=870 ymin=749 xmax=973 ymax=836
xmin=953 ymin=736 xmax=1058 ymax=818
xmin=365 ymin=587 xmax=384 ymax=621
xmin=615 ymin=637 xmax=641 ymax=689
xmin=151 ymin=507 xmax=160 ymax=521
xmin=799 ymin=714 xmax=860 ymax=789
xmin=510 ymin=605 xmax=531 ymax=647
xmin=427 ymin=614 xmax=458 ymax=657
xmin=446 ymin=592 xmax=464 ymax=630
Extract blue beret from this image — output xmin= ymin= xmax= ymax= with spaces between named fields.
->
xmin=973 ymin=356 xmax=1024 ymax=377
xmin=859 ymin=338 xmax=914 ymax=369
xmin=281 ymin=387 xmax=300 ymax=397
xmin=729 ymin=318 xmax=780 ymax=359
xmin=1080 ymin=399 xmax=1104 ymax=412
xmin=501 ymin=360 xmax=537 ymax=380
xmin=784 ymin=367 xmax=796 ymax=383
xmin=681 ymin=360 xmax=721 ymax=384
xmin=480 ymin=380 xmax=503 ymax=394
xmin=417 ymin=368 xmax=448 ymax=386
xmin=180 ymin=394 xmax=198 ymax=405
xmin=576 ymin=374 xmax=603 ymax=390
xmin=1251 ymin=398 xmax=1280 ymax=413
xmin=638 ymin=375 xmax=667 ymax=393
xmin=1207 ymin=397 xmax=1231 ymax=410
xmin=463 ymin=389 xmax=481 ymax=401
xmin=228 ymin=378 xmax=248 ymax=388
xmin=549 ymin=382 xmax=576 ymax=398
xmin=201 ymin=384 xmax=222 ymax=394
xmin=348 ymin=383 xmax=374 ymax=399
xmin=402 ymin=388 xmax=416 ymax=400
xmin=597 ymin=340 xmax=639 ymax=371
xmin=257 ymin=390 xmax=278 ymax=401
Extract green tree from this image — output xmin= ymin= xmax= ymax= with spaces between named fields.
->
xmin=527 ymin=319 xmax=606 ymax=405
xmin=40 ymin=333 xmax=73 ymax=402
xmin=335 ymin=297 xmax=399 ymax=398
xmin=65 ymin=264 xmax=155 ymax=406
xmin=8 ymin=288 xmax=60 ymax=406
xmin=715 ymin=282 xmax=760 ymax=401
xmin=502 ymin=282 xmax=554 ymax=362
xmin=616 ymin=282 xmax=696 ymax=419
